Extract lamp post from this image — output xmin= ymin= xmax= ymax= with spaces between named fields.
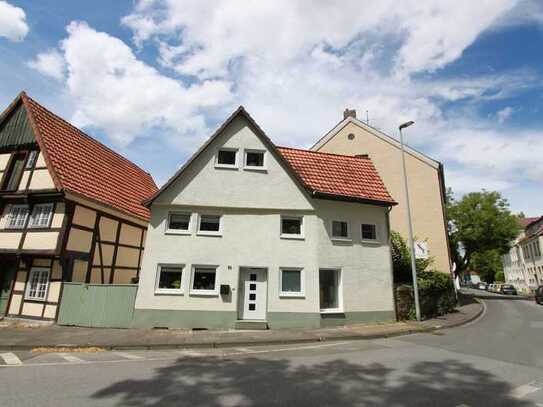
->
xmin=399 ymin=120 xmax=421 ymax=322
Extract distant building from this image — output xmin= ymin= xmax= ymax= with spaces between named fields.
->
xmin=502 ymin=217 xmax=543 ymax=293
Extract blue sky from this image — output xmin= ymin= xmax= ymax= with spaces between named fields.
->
xmin=1 ymin=0 xmax=542 ymax=215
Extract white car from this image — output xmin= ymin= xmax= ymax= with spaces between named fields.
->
xmin=478 ymin=282 xmax=488 ymax=290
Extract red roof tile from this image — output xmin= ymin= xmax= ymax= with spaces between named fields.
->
xmin=519 ymin=216 xmax=540 ymax=229
xmin=277 ymin=146 xmax=396 ymax=205
xmin=21 ymin=94 xmax=158 ymax=221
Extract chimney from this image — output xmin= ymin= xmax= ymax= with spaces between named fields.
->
xmin=343 ymin=108 xmax=356 ymax=119
xmin=355 ymin=154 xmax=369 ymax=159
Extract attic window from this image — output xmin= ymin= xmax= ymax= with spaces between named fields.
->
xmin=26 ymin=151 xmax=38 ymax=169
xmin=244 ymin=150 xmax=266 ymax=170
xmin=216 ymin=148 xmax=238 ymax=168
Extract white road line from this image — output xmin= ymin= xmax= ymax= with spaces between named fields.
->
xmin=0 ymin=353 xmax=22 ymax=365
xmin=57 ymin=353 xmax=86 ymax=363
xmin=115 ymin=352 xmax=143 ymax=360
xmin=511 ymin=382 xmax=541 ymax=399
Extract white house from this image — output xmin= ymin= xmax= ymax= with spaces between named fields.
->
xmin=503 ymin=216 xmax=543 ymax=293
xmin=134 ymin=107 xmax=398 ymax=329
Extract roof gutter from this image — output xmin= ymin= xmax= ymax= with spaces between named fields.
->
xmin=311 ymin=190 xmax=397 ymax=207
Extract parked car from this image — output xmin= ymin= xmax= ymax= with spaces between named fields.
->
xmin=535 ymin=286 xmax=543 ymax=305
xmin=488 ymin=284 xmax=496 ymax=293
xmin=478 ymin=282 xmax=488 ymax=290
xmin=495 ymin=284 xmax=504 ymax=294
xmin=501 ymin=284 xmax=517 ymax=295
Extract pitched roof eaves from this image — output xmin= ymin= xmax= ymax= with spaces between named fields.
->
xmin=311 ymin=116 xmax=441 ymax=169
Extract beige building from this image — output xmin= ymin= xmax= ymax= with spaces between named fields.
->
xmin=0 ymin=92 xmax=157 ymax=321
xmin=311 ymin=110 xmax=452 ymax=274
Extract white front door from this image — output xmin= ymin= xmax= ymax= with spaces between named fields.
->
xmin=240 ymin=268 xmax=267 ymax=320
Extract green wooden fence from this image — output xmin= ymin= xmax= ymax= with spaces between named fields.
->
xmin=57 ymin=283 xmax=137 ymax=328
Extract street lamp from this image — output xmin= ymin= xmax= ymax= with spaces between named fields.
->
xmin=398 ymin=120 xmax=421 ymax=322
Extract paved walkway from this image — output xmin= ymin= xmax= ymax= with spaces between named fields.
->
xmin=0 ymin=293 xmax=484 ymax=351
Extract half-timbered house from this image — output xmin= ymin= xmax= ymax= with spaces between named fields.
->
xmin=0 ymin=92 xmax=157 ymax=322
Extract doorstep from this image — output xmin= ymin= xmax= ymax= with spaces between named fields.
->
xmin=234 ymin=320 xmax=269 ymax=330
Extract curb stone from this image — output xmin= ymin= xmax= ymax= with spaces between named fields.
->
xmin=0 ymin=299 xmax=484 ymax=353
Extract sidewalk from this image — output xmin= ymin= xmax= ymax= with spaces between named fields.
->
xmin=0 ymin=295 xmax=483 ymax=351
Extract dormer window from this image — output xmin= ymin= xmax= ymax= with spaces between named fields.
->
xmin=216 ymin=148 xmax=238 ymax=168
xmin=244 ymin=150 xmax=266 ymax=170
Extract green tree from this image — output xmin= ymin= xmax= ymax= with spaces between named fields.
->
xmin=390 ymin=231 xmax=433 ymax=283
xmin=470 ymin=249 xmax=504 ymax=283
xmin=447 ymin=189 xmax=519 ymax=277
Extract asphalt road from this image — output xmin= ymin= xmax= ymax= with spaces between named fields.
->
xmin=1 ymin=291 xmax=543 ymax=406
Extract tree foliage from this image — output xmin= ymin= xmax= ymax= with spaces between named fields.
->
xmin=390 ymin=231 xmax=433 ymax=283
xmin=446 ymin=189 xmax=520 ymax=277
xmin=470 ymin=249 xmax=504 ymax=283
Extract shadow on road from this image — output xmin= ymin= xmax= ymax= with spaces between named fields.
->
xmin=92 ymin=356 xmax=531 ymax=406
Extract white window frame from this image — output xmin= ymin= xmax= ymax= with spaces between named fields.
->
xmin=215 ymin=147 xmax=239 ymax=169
xmin=243 ymin=149 xmax=267 ymax=171
xmin=165 ymin=212 xmax=192 ymax=235
xmin=330 ymin=220 xmax=351 ymax=241
xmin=361 ymin=223 xmax=379 ymax=243
xmin=154 ymin=264 xmax=184 ymax=295
xmin=25 ymin=267 xmax=50 ymax=301
xmin=28 ymin=203 xmax=54 ymax=229
xmin=190 ymin=265 xmax=219 ymax=296
xmin=319 ymin=268 xmax=343 ymax=314
xmin=279 ymin=267 xmax=305 ymax=298
xmin=196 ymin=214 xmax=223 ymax=236
xmin=5 ymin=204 xmax=29 ymax=230
xmin=280 ymin=215 xmax=304 ymax=240
xmin=25 ymin=150 xmax=38 ymax=169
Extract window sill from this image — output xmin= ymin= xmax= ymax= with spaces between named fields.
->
xmin=331 ymin=237 xmax=352 ymax=243
xmin=214 ymin=164 xmax=238 ymax=170
xmin=280 ymin=234 xmax=304 ymax=240
xmin=279 ymin=292 xmax=305 ymax=298
xmin=361 ymin=239 xmax=380 ymax=245
xmin=243 ymin=166 xmax=267 ymax=172
xmin=165 ymin=230 xmax=191 ymax=235
xmin=196 ymin=231 xmax=223 ymax=237
xmin=24 ymin=297 xmax=46 ymax=302
xmin=154 ymin=290 xmax=184 ymax=296
xmin=189 ymin=290 xmax=219 ymax=297
xmin=320 ymin=308 xmax=343 ymax=314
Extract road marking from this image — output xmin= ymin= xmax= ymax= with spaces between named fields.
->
xmin=57 ymin=353 xmax=85 ymax=363
xmin=0 ymin=352 xmax=22 ymax=365
xmin=115 ymin=352 xmax=143 ymax=360
xmin=511 ymin=382 xmax=541 ymax=399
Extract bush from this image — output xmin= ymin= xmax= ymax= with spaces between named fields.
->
xmin=396 ymin=272 xmax=456 ymax=320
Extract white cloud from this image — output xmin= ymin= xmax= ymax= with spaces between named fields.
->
xmin=28 ymin=49 xmax=65 ymax=81
xmin=56 ymin=21 xmax=233 ymax=146
xmin=0 ymin=0 xmax=29 ymax=41
xmin=496 ymin=106 xmax=514 ymax=123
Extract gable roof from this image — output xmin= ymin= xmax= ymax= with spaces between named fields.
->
xmin=277 ymin=147 xmax=396 ymax=205
xmin=311 ymin=115 xmax=441 ymax=169
xmin=146 ymin=106 xmax=396 ymax=207
xmin=520 ymin=216 xmax=540 ymax=229
xmin=0 ymin=92 xmax=158 ymax=221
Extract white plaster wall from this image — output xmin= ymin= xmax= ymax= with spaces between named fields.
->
xmin=314 ymin=200 xmax=395 ymax=313
xmin=136 ymin=206 xmax=320 ymax=313
xmin=155 ymin=115 xmax=314 ymax=211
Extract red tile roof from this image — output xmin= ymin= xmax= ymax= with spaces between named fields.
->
xmin=277 ymin=146 xmax=396 ymax=205
xmin=519 ymin=217 xmax=540 ymax=229
xmin=19 ymin=93 xmax=157 ymax=221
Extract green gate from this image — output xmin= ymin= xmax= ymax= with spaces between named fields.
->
xmin=57 ymin=283 xmax=137 ymax=328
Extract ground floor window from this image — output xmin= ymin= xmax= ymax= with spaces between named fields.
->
xmin=280 ymin=268 xmax=304 ymax=297
xmin=25 ymin=268 xmax=49 ymax=301
xmin=191 ymin=266 xmax=218 ymax=295
xmin=319 ymin=269 xmax=341 ymax=312
xmin=155 ymin=265 xmax=183 ymax=294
